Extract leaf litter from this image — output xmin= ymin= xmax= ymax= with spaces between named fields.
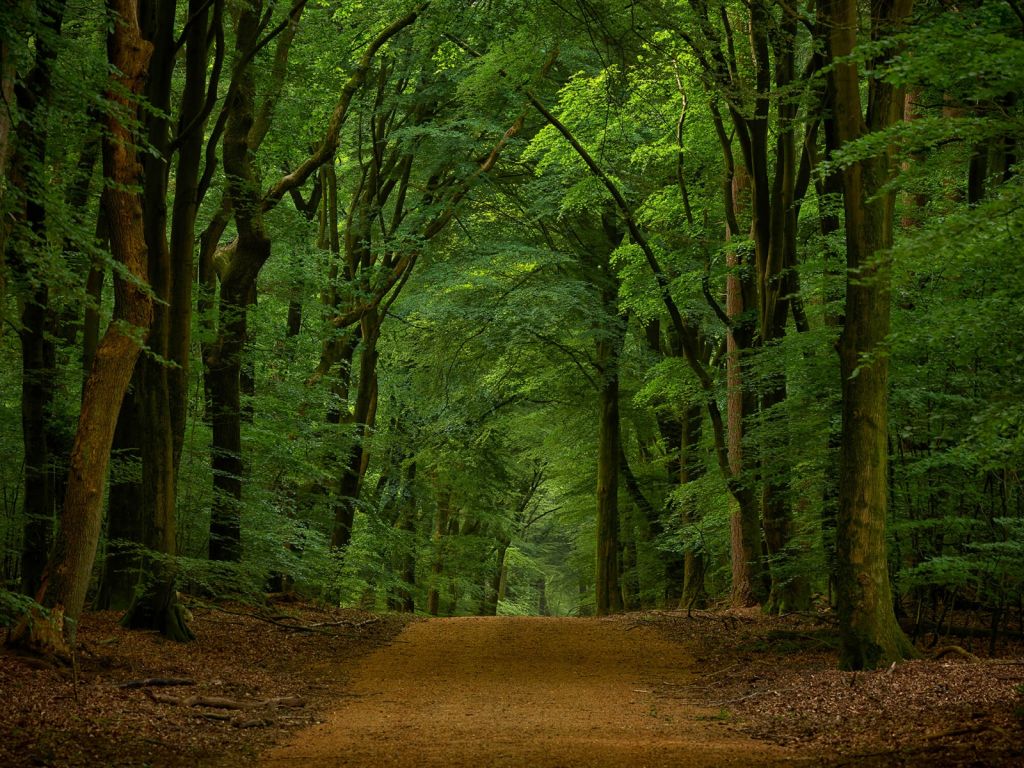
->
xmin=0 ymin=600 xmax=408 ymax=767
xmin=633 ymin=606 xmax=1024 ymax=766
xmin=2 ymin=602 xmax=1022 ymax=766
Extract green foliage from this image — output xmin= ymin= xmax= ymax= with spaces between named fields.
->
xmin=0 ymin=588 xmax=35 ymax=628
xmin=1 ymin=0 xmax=1021 ymax=636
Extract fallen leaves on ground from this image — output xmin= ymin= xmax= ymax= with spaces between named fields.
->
xmin=3 ymin=603 xmax=1022 ymax=766
xmin=634 ymin=607 xmax=1024 ymax=766
xmin=0 ymin=601 xmax=408 ymax=767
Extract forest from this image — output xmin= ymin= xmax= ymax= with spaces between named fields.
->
xmin=1 ymin=0 xmax=1023 ymax=764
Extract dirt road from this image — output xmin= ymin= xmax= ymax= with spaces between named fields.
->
xmin=260 ymin=616 xmax=798 ymax=767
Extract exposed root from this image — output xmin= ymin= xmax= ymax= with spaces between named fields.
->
xmin=932 ymin=645 xmax=980 ymax=662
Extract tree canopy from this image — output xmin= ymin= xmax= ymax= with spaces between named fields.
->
xmin=1 ymin=0 xmax=1022 ymax=671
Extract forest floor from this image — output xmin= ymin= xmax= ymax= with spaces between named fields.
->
xmin=1 ymin=602 xmax=1022 ymax=767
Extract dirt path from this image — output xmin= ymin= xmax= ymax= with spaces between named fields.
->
xmin=260 ymin=616 xmax=799 ymax=767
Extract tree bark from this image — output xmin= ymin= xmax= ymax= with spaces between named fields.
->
xmin=96 ymin=389 xmax=144 ymax=611
xmin=8 ymin=0 xmax=153 ymax=657
xmin=725 ymin=167 xmax=767 ymax=607
xmin=483 ymin=536 xmax=511 ymax=616
xmin=679 ymin=404 xmax=708 ymax=610
xmin=595 ymin=284 xmax=625 ymax=616
xmin=824 ymin=0 xmax=917 ymax=670
xmin=7 ymin=0 xmax=69 ymax=599
xmin=119 ymin=0 xmax=197 ymax=641
xmin=331 ymin=309 xmax=380 ymax=549
xmin=427 ymin=488 xmax=451 ymax=616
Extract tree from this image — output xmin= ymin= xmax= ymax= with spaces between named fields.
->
xmin=119 ymin=0 xmax=224 ymax=640
xmin=823 ymin=0 xmax=918 ymax=669
xmin=8 ymin=0 xmax=153 ymax=657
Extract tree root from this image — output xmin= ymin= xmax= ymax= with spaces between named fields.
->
xmin=931 ymin=645 xmax=980 ymax=662
xmin=5 ymin=605 xmax=72 ymax=664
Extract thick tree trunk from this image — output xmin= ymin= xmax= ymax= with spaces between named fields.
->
xmin=331 ymin=310 xmax=380 ymax=549
xmin=726 ymin=240 xmax=767 ymax=607
xmin=825 ymin=0 xmax=917 ymax=670
xmin=388 ymin=461 xmax=418 ymax=613
xmin=19 ymin=294 xmax=59 ymax=598
xmin=817 ymin=99 xmax=844 ymax=604
xmin=96 ymin=389 xmax=144 ymax=611
xmin=8 ymin=0 xmax=153 ymax=657
xmin=120 ymin=0 xmax=195 ymax=641
xmin=427 ymin=489 xmax=451 ymax=616
xmin=482 ymin=537 xmax=511 ymax=616
xmin=206 ymin=276 xmax=250 ymax=562
xmin=595 ymin=307 xmax=624 ymax=616
xmin=168 ymin=0 xmax=219 ymax=465
xmin=9 ymin=0 xmax=68 ymax=600
xmin=762 ymin=379 xmax=811 ymax=614
xmin=205 ymin=0 xmax=278 ymax=562
xmin=123 ymin=357 xmax=193 ymax=640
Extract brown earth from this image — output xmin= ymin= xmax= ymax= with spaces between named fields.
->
xmin=261 ymin=615 xmax=800 ymax=768
xmin=2 ymin=604 xmax=1022 ymax=767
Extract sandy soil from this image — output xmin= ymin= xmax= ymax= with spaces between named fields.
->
xmin=261 ymin=615 xmax=801 ymax=768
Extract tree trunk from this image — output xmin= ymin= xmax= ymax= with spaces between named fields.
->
xmin=619 ymin=536 xmax=638 ymax=610
xmin=726 ymin=238 xmax=767 ymax=607
xmin=8 ymin=0 xmax=153 ymax=657
xmin=331 ymin=310 xmax=380 ymax=549
xmin=206 ymin=275 xmax=249 ymax=562
xmin=427 ymin=488 xmax=451 ymax=617
xmin=762 ymin=379 xmax=811 ymax=614
xmin=679 ymin=404 xmax=708 ymax=611
xmin=824 ymin=0 xmax=917 ymax=670
xmin=119 ymin=0 xmax=196 ymax=641
xmin=482 ymin=537 xmax=510 ymax=616
xmin=595 ymin=301 xmax=624 ymax=616
xmin=96 ymin=389 xmax=144 ymax=611
xmin=205 ymin=0 xmax=277 ymax=562
xmin=8 ymin=0 xmax=68 ymax=600
xmin=19 ymin=293 xmax=59 ymax=598
xmin=389 ymin=462 xmax=418 ymax=613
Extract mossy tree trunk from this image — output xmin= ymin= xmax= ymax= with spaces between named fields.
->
xmin=7 ymin=0 xmax=153 ymax=658
xmin=121 ymin=0 xmax=211 ymax=642
xmin=824 ymin=0 xmax=918 ymax=670
xmin=594 ymin=250 xmax=625 ymax=617
xmin=725 ymin=232 xmax=767 ymax=607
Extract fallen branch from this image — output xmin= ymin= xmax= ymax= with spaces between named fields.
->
xmin=708 ymin=688 xmax=784 ymax=706
xmin=145 ymin=689 xmax=304 ymax=710
xmin=120 ymin=677 xmax=196 ymax=689
xmin=194 ymin=601 xmax=379 ymax=634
